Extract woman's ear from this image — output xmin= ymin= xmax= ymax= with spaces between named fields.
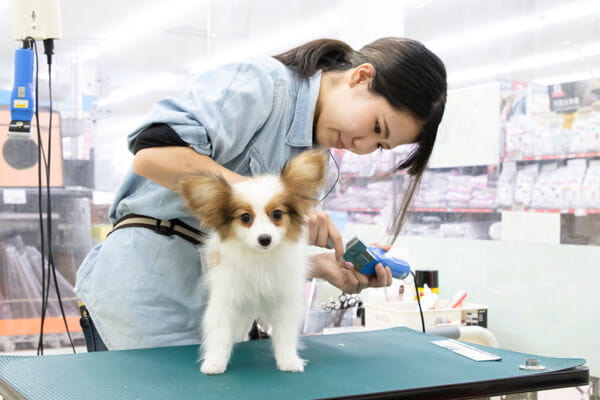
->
xmin=349 ymin=63 xmax=376 ymax=88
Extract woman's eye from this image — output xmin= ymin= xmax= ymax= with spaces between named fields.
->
xmin=240 ymin=213 xmax=252 ymax=223
xmin=272 ymin=210 xmax=283 ymax=220
xmin=375 ymin=121 xmax=381 ymax=134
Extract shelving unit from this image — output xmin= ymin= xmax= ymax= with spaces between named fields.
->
xmin=410 ymin=207 xmax=496 ymax=213
xmin=0 ymin=104 xmax=97 ymax=350
xmin=323 ymin=79 xmax=600 ymax=245
xmin=1 ymin=189 xmax=93 ymax=350
xmin=502 ymin=151 xmax=600 ymax=162
xmin=0 ymin=188 xmax=93 ymax=350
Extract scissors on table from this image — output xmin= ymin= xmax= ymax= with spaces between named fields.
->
xmin=321 ymin=293 xmax=361 ymax=313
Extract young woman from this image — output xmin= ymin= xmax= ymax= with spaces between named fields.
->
xmin=75 ymin=37 xmax=447 ymax=351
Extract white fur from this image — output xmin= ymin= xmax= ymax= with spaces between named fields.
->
xmin=198 ymin=175 xmax=310 ymax=374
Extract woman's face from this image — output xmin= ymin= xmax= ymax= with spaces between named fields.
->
xmin=314 ymin=64 xmax=422 ymax=155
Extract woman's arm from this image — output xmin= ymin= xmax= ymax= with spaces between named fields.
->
xmin=129 ymin=62 xmax=277 ymax=191
xmin=133 ymin=146 xmax=245 ymax=190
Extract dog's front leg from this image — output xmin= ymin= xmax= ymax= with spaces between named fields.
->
xmin=269 ymin=305 xmax=306 ymax=372
xmin=200 ymin=300 xmax=235 ymax=375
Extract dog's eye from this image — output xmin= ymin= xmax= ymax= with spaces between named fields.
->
xmin=240 ymin=213 xmax=252 ymax=224
xmin=272 ymin=209 xmax=283 ymax=220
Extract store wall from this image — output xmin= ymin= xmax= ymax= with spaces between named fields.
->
xmin=342 ymin=223 xmax=600 ymax=377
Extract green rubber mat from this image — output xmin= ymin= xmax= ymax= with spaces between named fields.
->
xmin=0 ymin=327 xmax=586 ymax=400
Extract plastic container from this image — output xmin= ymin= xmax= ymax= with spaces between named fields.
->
xmin=364 ymin=301 xmax=488 ymax=332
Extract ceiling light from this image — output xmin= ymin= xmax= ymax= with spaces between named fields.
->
xmin=78 ymin=0 xmax=203 ymax=62
xmin=187 ymin=9 xmax=340 ymax=74
xmin=449 ymin=42 xmax=600 ymax=85
xmin=427 ymin=0 xmax=600 ymax=54
xmin=95 ymin=6 xmax=341 ymax=106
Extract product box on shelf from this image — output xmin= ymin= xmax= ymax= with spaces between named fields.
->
xmin=503 ymin=78 xmax=600 ymax=161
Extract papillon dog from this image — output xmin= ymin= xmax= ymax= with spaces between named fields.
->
xmin=179 ymin=150 xmax=327 ymax=374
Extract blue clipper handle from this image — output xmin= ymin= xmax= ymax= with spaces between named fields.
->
xmin=10 ymin=47 xmax=35 ymax=131
xmin=361 ymin=246 xmax=411 ymax=280
xmin=343 ymin=237 xmax=411 ymax=280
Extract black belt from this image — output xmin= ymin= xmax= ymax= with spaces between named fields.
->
xmin=108 ymin=214 xmax=206 ymax=245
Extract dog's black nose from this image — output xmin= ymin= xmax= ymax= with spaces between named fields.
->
xmin=258 ymin=234 xmax=271 ymax=247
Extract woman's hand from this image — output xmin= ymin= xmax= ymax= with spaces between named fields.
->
xmin=305 ymin=208 xmax=344 ymax=261
xmin=310 ymin=251 xmax=393 ymax=294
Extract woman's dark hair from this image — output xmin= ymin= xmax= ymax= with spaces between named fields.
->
xmin=274 ymin=38 xmax=447 ymax=244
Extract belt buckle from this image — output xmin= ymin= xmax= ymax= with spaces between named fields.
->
xmin=154 ymin=219 xmax=175 ymax=236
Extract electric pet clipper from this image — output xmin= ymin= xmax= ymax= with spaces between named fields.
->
xmin=343 ymin=237 xmax=410 ymax=280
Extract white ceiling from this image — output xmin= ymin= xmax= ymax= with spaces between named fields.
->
xmin=405 ymin=0 xmax=600 ymax=85
xmin=1 ymin=0 xmax=599 ymax=133
xmin=0 ymin=0 xmax=340 ymax=119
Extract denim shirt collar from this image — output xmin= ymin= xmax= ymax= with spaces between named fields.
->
xmin=285 ymin=70 xmax=321 ymax=148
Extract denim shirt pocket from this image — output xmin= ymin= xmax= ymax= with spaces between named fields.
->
xmin=248 ymin=148 xmax=268 ymax=176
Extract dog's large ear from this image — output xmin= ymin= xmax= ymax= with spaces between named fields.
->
xmin=178 ymin=173 xmax=232 ymax=230
xmin=280 ymin=150 xmax=328 ymax=212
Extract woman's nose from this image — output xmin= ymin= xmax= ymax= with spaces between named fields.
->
xmin=352 ymin=134 xmax=378 ymax=154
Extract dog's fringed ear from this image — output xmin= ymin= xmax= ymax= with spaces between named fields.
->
xmin=178 ymin=173 xmax=233 ymax=229
xmin=281 ymin=150 xmax=328 ymax=210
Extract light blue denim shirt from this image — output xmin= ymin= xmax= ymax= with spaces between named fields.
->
xmin=75 ymin=57 xmax=321 ymax=350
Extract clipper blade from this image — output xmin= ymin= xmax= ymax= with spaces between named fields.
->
xmin=343 ymin=237 xmax=375 ymax=270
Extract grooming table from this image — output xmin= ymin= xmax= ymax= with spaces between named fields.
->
xmin=0 ymin=327 xmax=588 ymax=400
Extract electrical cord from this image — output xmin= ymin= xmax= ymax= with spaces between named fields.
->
xmin=32 ymin=38 xmax=49 ymax=355
xmin=318 ymin=149 xmax=340 ymax=203
xmin=317 ymin=152 xmax=423 ymax=333
xmin=411 ymin=271 xmax=426 ymax=333
xmin=30 ymin=38 xmax=76 ymax=354
xmin=25 ymin=37 xmax=47 ymax=355
xmin=317 ymin=150 xmax=423 ymax=333
xmin=44 ymin=39 xmax=75 ymax=354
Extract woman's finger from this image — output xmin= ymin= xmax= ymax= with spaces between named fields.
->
xmin=370 ymin=242 xmax=391 ymax=252
xmin=385 ymin=266 xmax=393 ymax=286
xmin=314 ymin=223 xmax=329 ymax=248
xmin=306 ymin=210 xmax=324 ymax=246
xmin=354 ymin=270 xmax=370 ymax=293
xmin=326 ymin=217 xmax=344 ymax=261
xmin=370 ymin=264 xmax=391 ymax=288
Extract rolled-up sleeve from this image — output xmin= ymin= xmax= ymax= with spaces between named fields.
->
xmin=127 ymin=61 xmax=276 ymax=164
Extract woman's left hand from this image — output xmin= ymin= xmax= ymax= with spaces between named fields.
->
xmin=310 ymin=244 xmax=393 ymax=294
xmin=305 ymin=208 xmax=344 ymax=262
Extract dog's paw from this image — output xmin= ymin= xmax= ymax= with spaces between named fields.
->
xmin=276 ymin=357 xmax=307 ymax=373
xmin=200 ymin=359 xmax=228 ymax=375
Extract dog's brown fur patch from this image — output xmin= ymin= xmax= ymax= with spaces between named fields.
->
xmin=279 ymin=150 xmax=328 ymax=241
xmin=178 ymin=173 xmax=236 ymax=239
xmin=264 ymin=196 xmax=298 ymax=241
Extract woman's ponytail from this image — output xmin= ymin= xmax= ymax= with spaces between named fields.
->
xmin=273 ymin=39 xmax=356 ymax=77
